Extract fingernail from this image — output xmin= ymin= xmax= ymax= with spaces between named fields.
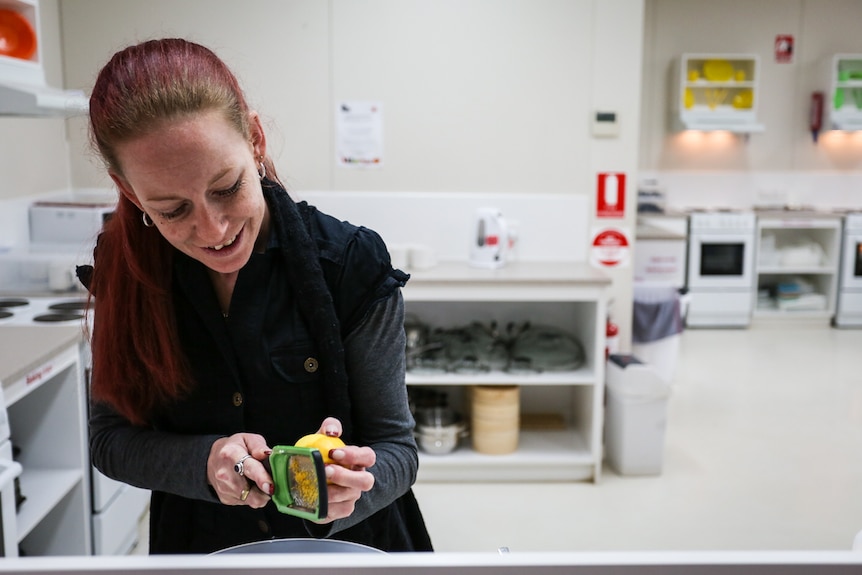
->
xmin=324 ymin=427 xmax=338 ymax=437
xmin=328 ymin=449 xmax=344 ymax=461
xmin=325 ymin=465 xmax=335 ymax=479
xmin=263 ymin=482 xmax=273 ymax=495
xmin=263 ymin=449 xmax=273 ymax=456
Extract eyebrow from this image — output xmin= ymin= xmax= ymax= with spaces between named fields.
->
xmin=145 ymin=167 xmax=234 ymax=203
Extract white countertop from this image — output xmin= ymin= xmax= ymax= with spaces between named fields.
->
xmin=0 ymin=325 xmax=83 ymax=392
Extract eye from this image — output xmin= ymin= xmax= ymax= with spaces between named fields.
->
xmin=216 ymin=178 xmax=243 ymax=199
xmin=158 ymin=204 xmax=187 ymax=221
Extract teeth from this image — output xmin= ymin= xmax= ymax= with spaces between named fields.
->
xmin=211 ymin=235 xmax=237 ymax=251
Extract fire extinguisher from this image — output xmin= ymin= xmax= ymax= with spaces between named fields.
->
xmin=810 ymin=91 xmax=824 ymax=143
xmin=605 ymin=316 xmax=620 ymax=359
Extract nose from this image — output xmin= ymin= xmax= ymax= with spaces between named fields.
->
xmin=194 ymin=202 xmax=228 ymax=243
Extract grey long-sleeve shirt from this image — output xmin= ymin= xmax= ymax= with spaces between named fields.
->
xmin=90 ymin=275 xmax=417 ymax=540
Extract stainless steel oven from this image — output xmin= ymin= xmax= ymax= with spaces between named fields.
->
xmin=835 ymin=213 xmax=862 ymax=327
xmin=686 ymin=212 xmax=756 ymax=327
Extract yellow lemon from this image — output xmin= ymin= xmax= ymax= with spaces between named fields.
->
xmin=295 ymin=433 xmax=345 ymax=464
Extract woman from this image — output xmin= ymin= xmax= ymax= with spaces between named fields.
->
xmin=83 ymin=38 xmax=431 ymax=554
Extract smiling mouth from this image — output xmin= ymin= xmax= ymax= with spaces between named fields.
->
xmin=209 ymin=234 xmax=237 ymax=251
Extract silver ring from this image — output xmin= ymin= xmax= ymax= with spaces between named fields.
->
xmin=234 ymin=454 xmax=253 ymax=476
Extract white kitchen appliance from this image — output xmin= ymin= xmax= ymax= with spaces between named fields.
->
xmin=834 ymin=212 xmax=862 ymax=327
xmin=686 ymin=211 xmax=756 ymax=327
xmin=469 ymin=207 xmax=509 ymax=269
xmin=0 ymin=296 xmax=149 ymax=555
xmin=29 ymin=200 xmax=114 ymax=253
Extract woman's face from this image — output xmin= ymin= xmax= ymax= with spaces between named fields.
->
xmin=112 ymin=110 xmax=269 ymax=275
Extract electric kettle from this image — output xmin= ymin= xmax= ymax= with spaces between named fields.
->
xmin=470 ymin=207 xmax=509 ymax=268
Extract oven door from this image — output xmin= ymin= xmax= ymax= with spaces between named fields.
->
xmin=840 ymin=232 xmax=862 ymax=290
xmin=687 ymin=232 xmax=754 ymax=289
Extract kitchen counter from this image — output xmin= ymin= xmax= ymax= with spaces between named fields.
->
xmin=405 ymin=260 xmax=611 ymax=285
xmin=636 ymin=222 xmax=686 ymax=241
xmin=0 ymin=324 xmax=84 ymax=401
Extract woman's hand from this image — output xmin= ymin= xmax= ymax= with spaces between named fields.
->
xmin=207 ymin=433 xmax=273 ymax=508
xmin=313 ymin=417 xmax=376 ymax=524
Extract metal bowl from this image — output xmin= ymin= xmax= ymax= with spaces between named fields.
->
xmin=414 ymin=407 xmax=467 ymax=455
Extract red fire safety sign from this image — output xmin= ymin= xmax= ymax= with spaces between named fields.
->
xmin=775 ymin=35 xmax=793 ymax=63
xmin=596 ymin=172 xmax=626 ymax=218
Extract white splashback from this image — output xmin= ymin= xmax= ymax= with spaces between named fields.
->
xmin=293 ymin=191 xmax=590 ymax=263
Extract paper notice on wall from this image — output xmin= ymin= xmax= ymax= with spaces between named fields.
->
xmin=590 ymin=226 xmax=630 ymax=269
xmin=336 ymin=101 xmax=383 ymax=168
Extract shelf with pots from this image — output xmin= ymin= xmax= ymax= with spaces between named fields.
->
xmin=402 ymin=261 xmax=610 ymax=483
xmin=675 ymin=53 xmax=764 ymax=133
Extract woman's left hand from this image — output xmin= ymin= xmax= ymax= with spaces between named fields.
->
xmin=312 ymin=417 xmax=376 ymax=523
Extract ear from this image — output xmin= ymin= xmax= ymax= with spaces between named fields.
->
xmin=249 ymin=111 xmax=267 ymax=160
xmin=110 ymin=172 xmax=143 ymax=211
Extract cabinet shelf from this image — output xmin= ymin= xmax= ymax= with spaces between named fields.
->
xmin=16 ymin=468 xmax=83 ymax=541
xmin=753 ymin=214 xmax=842 ymax=323
xmin=403 ymin=261 xmax=609 ymax=483
xmin=407 ymin=368 xmax=598 ymax=387
xmin=675 ymin=53 xmax=763 ymax=133
xmin=417 ymin=429 xmax=594 ymax=482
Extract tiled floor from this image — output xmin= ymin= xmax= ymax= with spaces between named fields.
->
xmin=414 ymin=322 xmax=862 ymax=552
xmin=130 ymin=322 xmax=862 ymax=555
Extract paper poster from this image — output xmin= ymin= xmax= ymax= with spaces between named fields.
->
xmin=336 ymin=101 xmax=383 ymax=168
xmin=590 ymin=226 xmax=630 ymax=268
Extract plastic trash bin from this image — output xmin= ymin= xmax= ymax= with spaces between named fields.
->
xmin=631 ymin=285 xmax=688 ymax=384
xmin=604 ymin=354 xmax=671 ymax=476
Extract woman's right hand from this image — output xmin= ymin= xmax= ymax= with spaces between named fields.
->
xmin=207 ymin=433 xmax=273 ymax=508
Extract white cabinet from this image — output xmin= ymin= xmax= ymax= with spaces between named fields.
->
xmin=753 ymin=214 xmax=842 ymax=321
xmin=825 ymin=54 xmax=862 ymax=130
xmin=0 ymin=328 xmax=91 ymax=556
xmin=675 ymin=53 xmax=764 ymax=133
xmin=402 ymin=261 xmax=610 ymax=482
xmin=0 ymin=0 xmax=42 ymax=85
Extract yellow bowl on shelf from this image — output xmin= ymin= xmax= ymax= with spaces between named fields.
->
xmin=703 ymin=59 xmax=733 ymax=82
xmin=732 ymin=89 xmax=754 ymax=109
xmin=683 ymin=88 xmax=695 ymax=109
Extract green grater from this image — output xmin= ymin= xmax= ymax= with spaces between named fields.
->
xmin=267 ymin=445 xmax=328 ymax=521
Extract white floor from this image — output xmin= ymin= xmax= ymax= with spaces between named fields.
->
xmin=413 ymin=322 xmax=862 ymax=553
xmin=130 ymin=322 xmax=862 ymax=555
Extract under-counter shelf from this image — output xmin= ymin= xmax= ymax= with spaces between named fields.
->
xmin=753 ymin=214 xmax=842 ymax=321
xmin=417 ymin=429 xmax=594 ymax=482
xmin=0 ymin=329 xmax=91 ymax=556
xmin=403 ymin=261 xmax=610 ymax=483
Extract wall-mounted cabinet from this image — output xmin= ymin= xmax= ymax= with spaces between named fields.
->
xmin=825 ymin=54 xmax=862 ymax=131
xmin=0 ymin=0 xmax=87 ymax=115
xmin=753 ymin=214 xmax=842 ymax=321
xmin=675 ymin=53 xmax=764 ymax=133
xmin=0 ymin=0 xmax=43 ymax=85
xmin=402 ymin=261 xmax=610 ymax=483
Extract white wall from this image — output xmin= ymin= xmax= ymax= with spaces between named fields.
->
xmin=0 ymin=0 xmax=72 ymax=200
xmin=56 ymin=0 xmax=645 ymax=345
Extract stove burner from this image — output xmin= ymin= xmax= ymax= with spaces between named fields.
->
xmin=48 ymin=300 xmax=88 ymax=312
xmin=0 ymin=310 xmax=13 ymax=320
xmin=0 ymin=298 xmax=29 ymax=308
xmin=32 ymin=312 xmax=84 ymax=323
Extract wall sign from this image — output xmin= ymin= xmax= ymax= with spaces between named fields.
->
xmin=596 ymin=172 xmax=625 ymax=218
xmin=336 ymin=101 xmax=384 ymax=168
xmin=590 ymin=226 xmax=630 ymax=269
xmin=775 ymin=35 xmax=793 ymax=63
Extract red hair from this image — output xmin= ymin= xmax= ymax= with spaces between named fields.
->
xmin=87 ymin=39 xmax=276 ymax=425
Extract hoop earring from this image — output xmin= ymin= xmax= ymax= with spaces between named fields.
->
xmin=142 ymin=211 xmax=154 ymax=227
xmin=258 ymin=161 xmax=266 ymax=181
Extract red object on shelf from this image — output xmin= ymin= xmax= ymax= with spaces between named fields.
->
xmin=605 ymin=317 xmax=620 ymax=359
xmin=0 ymin=9 xmax=37 ymax=60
